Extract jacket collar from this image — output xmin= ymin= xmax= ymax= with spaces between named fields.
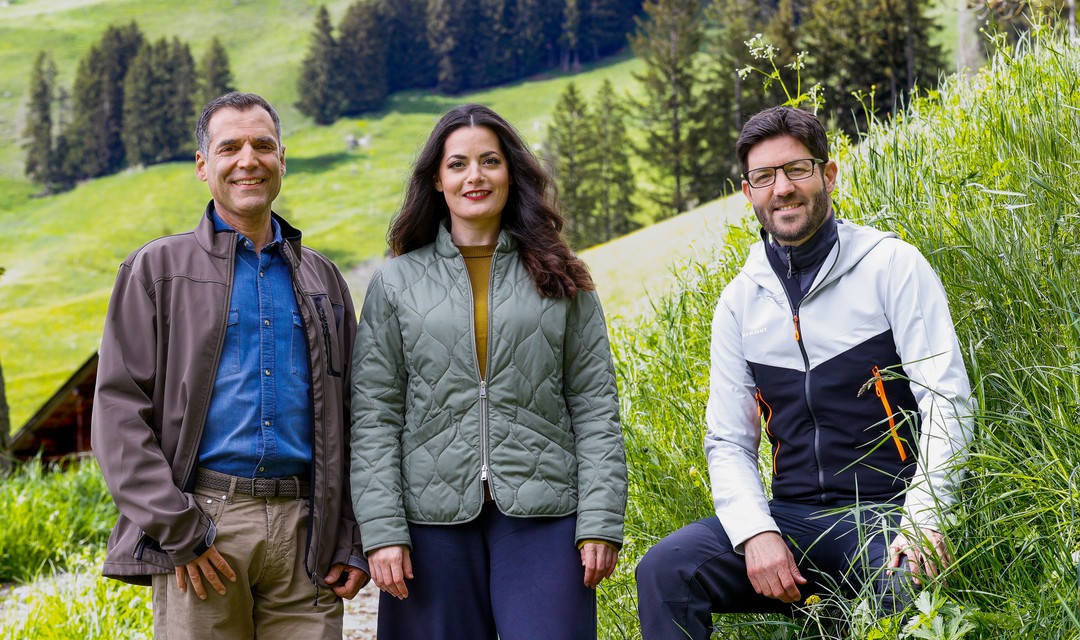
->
xmin=434 ymin=220 xmax=515 ymax=258
xmin=763 ymin=214 xmax=838 ymax=278
xmin=744 ymin=218 xmax=896 ymax=295
xmin=194 ymin=200 xmax=303 ymax=265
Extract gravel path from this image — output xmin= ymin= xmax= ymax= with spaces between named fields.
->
xmin=342 ymin=583 xmax=379 ymax=639
xmin=3 ymin=579 xmax=380 ymax=639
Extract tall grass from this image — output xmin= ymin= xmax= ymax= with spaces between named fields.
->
xmin=841 ymin=25 xmax=1080 ymax=637
xmin=0 ymin=548 xmax=152 ymax=639
xmin=598 ymin=27 xmax=1080 ymax=639
xmin=3 ymin=25 xmax=1079 ymax=640
xmin=0 ymin=457 xmax=115 ymax=583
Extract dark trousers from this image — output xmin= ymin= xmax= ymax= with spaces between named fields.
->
xmin=635 ymin=501 xmax=914 ymax=640
xmin=376 ymin=502 xmax=597 ymax=640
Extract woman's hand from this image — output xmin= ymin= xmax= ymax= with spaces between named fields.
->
xmin=368 ymin=544 xmax=413 ymax=599
xmin=581 ymin=542 xmax=619 ymax=588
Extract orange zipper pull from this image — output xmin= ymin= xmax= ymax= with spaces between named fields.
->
xmin=872 ymin=366 xmax=907 ymax=461
xmin=793 ymin=314 xmax=801 ymax=342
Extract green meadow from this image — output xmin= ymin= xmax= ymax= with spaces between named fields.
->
xmin=7 ymin=1 xmax=1075 ymax=638
xmin=0 ymin=0 xmax=968 ymax=429
xmin=5 ymin=29 xmax=1080 ymax=636
xmin=0 ymin=0 xmax=642 ymax=429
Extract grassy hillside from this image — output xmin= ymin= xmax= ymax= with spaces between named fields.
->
xmin=600 ymin=28 xmax=1080 ymax=638
xmin=583 ymin=195 xmax=750 ymax=319
xmin=0 ymin=54 xmax=641 ymax=430
xmin=0 ymin=0 xmax=361 ymax=178
xmin=0 ymin=0 xmax=973 ymax=430
xmin=0 ymin=0 xmax=642 ymax=430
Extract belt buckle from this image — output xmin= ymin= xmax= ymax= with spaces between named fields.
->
xmin=252 ymin=477 xmax=276 ymax=497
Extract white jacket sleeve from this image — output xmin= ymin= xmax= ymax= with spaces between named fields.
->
xmin=703 ymin=293 xmax=778 ymax=553
xmin=884 ymin=241 xmax=974 ymax=532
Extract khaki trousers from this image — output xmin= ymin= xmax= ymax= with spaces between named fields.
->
xmin=151 ymin=485 xmax=343 ymax=639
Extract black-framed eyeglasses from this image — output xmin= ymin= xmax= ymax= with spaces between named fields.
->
xmin=744 ymin=158 xmax=824 ymax=189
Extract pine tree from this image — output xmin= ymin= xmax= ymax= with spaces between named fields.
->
xmin=479 ymin=0 xmax=517 ymax=85
xmin=588 ymin=79 xmax=637 ymax=241
xmin=580 ymin=0 xmax=640 ymax=60
xmin=165 ymin=38 xmax=197 ymax=161
xmin=871 ymin=0 xmax=943 ymax=110
xmin=0 ymin=354 xmax=9 ymax=471
xmin=338 ymin=0 xmax=389 ymax=114
xmin=689 ymin=0 xmax=767 ymax=199
xmin=800 ymin=0 xmax=943 ymax=135
xmin=51 ymin=87 xmax=74 ymax=188
xmin=121 ymin=40 xmax=164 ymax=166
xmin=65 ymin=47 xmax=108 ymax=179
xmin=23 ymin=51 xmax=56 ymax=186
xmin=561 ymin=0 xmax=583 ymax=71
xmin=102 ymin=22 xmax=145 ymax=171
xmin=122 ymin=38 xmax=196 ymax=165
xmin=761 ymin=0 xmax=800 ymax=106
xmin=629 ymin=0 xmax=704 ymax=218
xmin=427 ymin=0 xmax=483 ymax=93
xmin=801 ymin=0 xmax=870 ymax=132
xmin=296 ymin=5 xmax=343 ymax=125
xmin=199 ymin=36 xmax=235 ymax=107
xmin=385 ymin=0 xmax=437 ymax=91
xmin=547 ymin=82 xmax=596 ymax=248
xmin=511 ymin=0 xmax=563 ymax=76
xmin=64 ymin=22 xmax=144 ymax=178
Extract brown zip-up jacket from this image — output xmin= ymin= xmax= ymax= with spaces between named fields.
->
xmin=92 ymin=202 xmax=363 ymax=586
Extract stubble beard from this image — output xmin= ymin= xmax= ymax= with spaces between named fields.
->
xmin=756 ymin=186 xmax=832 ymax=246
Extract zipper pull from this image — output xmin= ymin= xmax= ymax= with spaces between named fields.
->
xmin=480 ymin=380 xmax=487 ymax=399
xmin=793 ymin=314 xmax=801 ymax=342
xmin=481 ymin=463 xmax=489 ymax=481
xmin=786 ymin=246 xmax=794 ymax=278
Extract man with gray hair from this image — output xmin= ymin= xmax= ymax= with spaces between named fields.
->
xmin=93 ymin=92 xmax=367 ymax=638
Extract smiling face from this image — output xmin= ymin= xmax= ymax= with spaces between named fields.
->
xmin=195 ymin=106 xmax=285 ymax=229
xmin=742 ymin=135 xmax=837 ymax=246
xmin=434 ymin=125 xmax=511 ymax=245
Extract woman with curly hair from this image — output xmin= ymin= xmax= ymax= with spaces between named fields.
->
xmin=349 ymin=104 xmax=627 ymax=639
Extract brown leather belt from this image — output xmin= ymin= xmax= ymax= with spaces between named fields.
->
xmin=195 ymin=469 xmax=310 ymax=499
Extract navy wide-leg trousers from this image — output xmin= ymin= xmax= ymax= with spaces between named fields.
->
xmin=635 ymin=501 xmax=914 ymax=640
xmin=376 ymin=502 xmax=597 ymax=640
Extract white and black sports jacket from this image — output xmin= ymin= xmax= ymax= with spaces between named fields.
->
xmin=704 ymin=218 xmax=973 ymax=552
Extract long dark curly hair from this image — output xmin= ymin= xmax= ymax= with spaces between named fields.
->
xmin=389 ymin=104 xmax=593 ymax=299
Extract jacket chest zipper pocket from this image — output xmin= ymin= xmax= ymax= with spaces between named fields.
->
xmin=756 ymin=388 xmax=779 ymax=476
xmin=872 ymin=366 xmax=907 ymax=461
xmin=313 ymin=295 xmax=341 ymax=377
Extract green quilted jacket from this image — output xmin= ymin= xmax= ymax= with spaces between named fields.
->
xmin=349 ymin=224 xmax=627 ymax=553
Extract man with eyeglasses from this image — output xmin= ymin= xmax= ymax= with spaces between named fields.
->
xmin=635 ymin=106 xmax=973 ymax=639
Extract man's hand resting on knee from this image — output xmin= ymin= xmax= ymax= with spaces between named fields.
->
xmin=744 ymin=531 xmax=806 ymax=603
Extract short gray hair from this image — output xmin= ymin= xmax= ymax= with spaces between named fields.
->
xmin=195 ymin=91 xmax=282 ymax=154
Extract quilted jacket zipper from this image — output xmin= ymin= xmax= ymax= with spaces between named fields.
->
xmin=479 ymin=251 xmax=496 ymax=490
xmin=459 ymin=248 xmax=497 ymax=495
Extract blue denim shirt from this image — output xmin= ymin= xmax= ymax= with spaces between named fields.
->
xmin=197 ymin=209 xmax=313 ymax=477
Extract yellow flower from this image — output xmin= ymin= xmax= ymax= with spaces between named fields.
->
xmin=804 ymin=594 xmax=821 ymax=606
xmin=688 ymin=467 xmax=698 ymax=477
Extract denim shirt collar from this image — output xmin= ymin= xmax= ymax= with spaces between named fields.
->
xmin=210 ymin=207 xmax=283 ymax=251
